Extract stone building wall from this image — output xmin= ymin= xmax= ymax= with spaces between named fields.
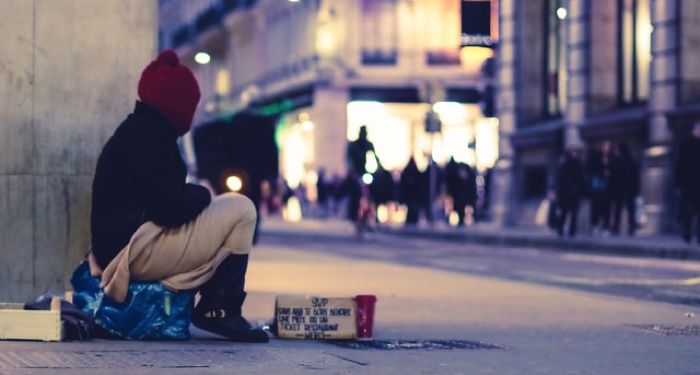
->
xmin=0 ymin=0 xmax=157 ymax=300
xmin=494 ymin=0 xmax=697 ymax=234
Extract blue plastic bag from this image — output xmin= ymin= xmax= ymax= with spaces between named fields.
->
xmin=70 ymin=261 xmax=194 ymax=340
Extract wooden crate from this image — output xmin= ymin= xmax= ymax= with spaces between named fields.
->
xmin=0 ymin=297 xmax=63 ymax=342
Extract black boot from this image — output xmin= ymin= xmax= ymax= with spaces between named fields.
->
xmin=192 ymin=254 xmax=269 ymax=343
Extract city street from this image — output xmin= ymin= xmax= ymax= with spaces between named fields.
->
xmin=261 ymin=223 xmax=700 ymax=307
xmin=2 ymin=224 xmax=699 ymax=374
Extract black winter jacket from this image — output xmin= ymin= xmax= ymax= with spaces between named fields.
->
xmin=609 ymin=153 xmax=640 ymax=199
xmin=91 ymin=102 xmax=211 ymax=269
xmin=555 ymin=155 xmax=586 ymax=203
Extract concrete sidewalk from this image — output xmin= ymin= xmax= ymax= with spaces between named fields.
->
xmin=1 ymin=241 xmax=698 ymax=374
xmin=260 ymin=217 xmax=700 ymax=261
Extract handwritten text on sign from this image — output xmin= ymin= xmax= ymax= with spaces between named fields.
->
xmin=276 ymin=295 xmax=357 ymax=339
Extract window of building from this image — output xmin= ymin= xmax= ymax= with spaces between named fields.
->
xmin=361 ymin=0 xmax=398 ymax=65
xmin=461 ymin=1 xmax=491 ymax=37
xmin=458 ymin=1 xmax=496 ymax=70
xmin=417 ymin=0 xmax=463 ymax=66
xmin=171 ymin=25 xmax=190 ymax=49
xmin=618 ymin=0 xmax=652 ymax=104
xmin=544 ymin=0 xmax=568 ymax=116
xmin=680 ymin=1 xmax=700 ymax=104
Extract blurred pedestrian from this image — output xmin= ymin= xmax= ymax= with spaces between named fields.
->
xmin=316 ymin=168 xmax=330 ymax=218
xmin=90 ymin=50 xmax=268 ymax=342
xmin=609 ymin=142 xmax=640 ymax=235
xmin=444 ymin=157 xmax=476 ymax=226
xmin=464 ymin=163 xmax=478 ymax=222
xmin=421 ymin=160 xmax=443 ymax=225
xmin=330 ymin=173 xmax=344 ymax=216
xmin=346 ymin=125 xmax=376 ymax=176
xmin=370 ymin=164 xmax=396 ymax=212
xmin=345 ymin=126 xmax=377 ymax=230
xmin=479 ymin=167 xmax=493 ymax=221
xmin=674 ymin=120 xmax=700 ymax=244
xmin=444 ymin=158 xmax=465 ymax=225
xmin=400 ymin=158 xmax=422 ymax=226
xmin=357 ymin=180 xmax=375 ymax=236
xmin=341 ymin=172 xmax=362 ymax=224
xmin=555 ymin=144 xmax=587 ymax=237
xmin=586 ymin=141 xmax=613 ymax=234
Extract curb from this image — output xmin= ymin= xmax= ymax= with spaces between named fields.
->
xmin=260 ymin=225 xmax=700 ymax=261
xmin=378 ymin=227 xmax=700 ymax=261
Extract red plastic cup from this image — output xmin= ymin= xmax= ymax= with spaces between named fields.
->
xmin=355 ymin=295 xmax=377 ymax=341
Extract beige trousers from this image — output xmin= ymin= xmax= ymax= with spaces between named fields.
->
xmin=96 ymin=193 xmax=257 ymax=303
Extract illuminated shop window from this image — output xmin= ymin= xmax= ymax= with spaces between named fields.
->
xmin=618 ymin=0 xmax=651 ymax=104
xmin=277 ymin=111 xmax=315 ymax=189
xmin=346 ymin=102 xmax=498 ymax=172
xmin=347 ymin=101 xmax=412 ymax=171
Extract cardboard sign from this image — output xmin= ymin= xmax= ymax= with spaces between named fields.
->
xmin=275 ymin=295 xmax=357 ymax=340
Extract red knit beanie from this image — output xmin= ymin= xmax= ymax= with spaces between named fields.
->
xmin=138 ymin=50 xmax=201 ymax=136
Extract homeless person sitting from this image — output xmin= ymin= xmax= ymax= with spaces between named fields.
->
xmin=88 ymin=50 xmax=268 ymax=343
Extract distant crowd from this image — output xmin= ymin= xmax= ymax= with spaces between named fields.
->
xmin=554 ymin=120 xmax=700 ymax=244
xmin=290 ymin=125 xmax=490 ymax=234
xmin=553 ymin=140 xmax=640 ymax=238
xmin=264 ymin=121 xmax=700 ymax=244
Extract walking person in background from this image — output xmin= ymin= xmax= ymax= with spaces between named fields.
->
xmin=345 ymin=126 xmax=377 ymax=234
xmin=316 ymin=167 xmax=330 ymax=218
xmin=444 ymin=158 xmax=467 ymax=226
xmin=329 ymin=173 xmax=344 ymax=217
xmin=444 ymin=157 xmax=476 ymax=226
xmin=341 ymin=172 xmax=363 ymax=231
xmin=586 ymin=141 xmax=613 ymax=235
xmin=421 ymin=159 xmax=443 ymax=225
xmin=369 ymin=164 xmax=396 ymax=224
xmin=465 ymin=162 xmax=478 ymax=223
xmin=609 ymin=142 xmax=641 ymax=235
xmin=346 ymin=125 xmax=376 ymax=177
xmin=555 ymin=145 xmax=587 ymax=237
xmin=674 ymin=120 xmax=700 ymax=244
xmin=400 ymin=158 xmax=423 ymax=226
xmin=479 ymin=167 xmax=493 ymax=221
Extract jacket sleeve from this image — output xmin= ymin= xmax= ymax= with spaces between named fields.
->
xmin=127 ymin=137 xmax=211 ymax=228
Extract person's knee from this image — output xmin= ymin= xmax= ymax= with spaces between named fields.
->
xmin=218 ymin=192 xmax=257 ymax=223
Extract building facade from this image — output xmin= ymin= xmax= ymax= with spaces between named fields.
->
xmin=159 ymin=0 xmax=499 ymax=192
xmin=493 ymin=0 xmax=700 ymax=234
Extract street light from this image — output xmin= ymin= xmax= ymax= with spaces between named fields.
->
xmin=194 ymin=52 xmax=211 ymax=65
xmin=556 ymin=7 xmax=568 ymax=20
xmin=226 ymin=175 xmax=243 ymax=192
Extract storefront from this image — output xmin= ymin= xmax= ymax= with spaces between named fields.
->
xmin=346 ymin=100 xmax=499 ymax=173
xmin=271 ymin=85 xmax=500 ymax=224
